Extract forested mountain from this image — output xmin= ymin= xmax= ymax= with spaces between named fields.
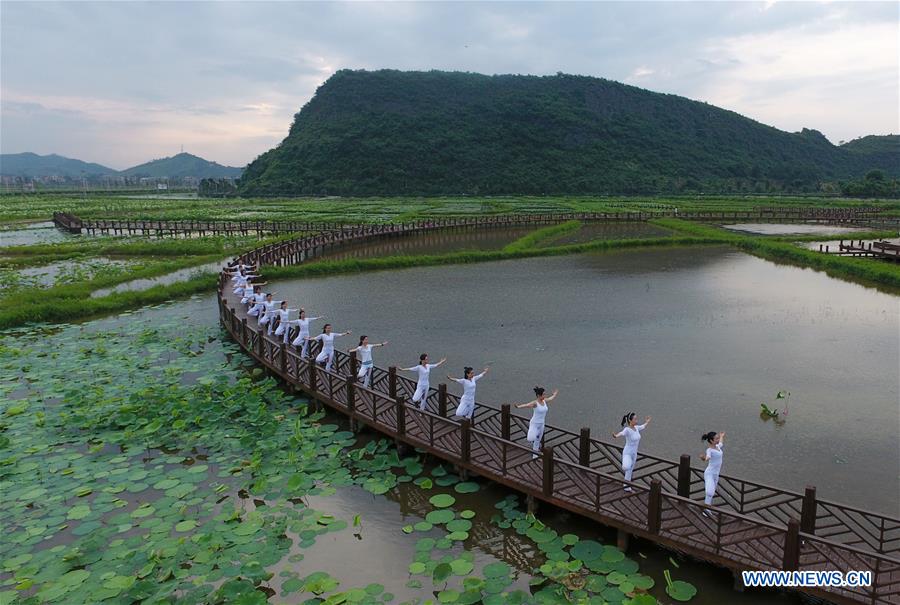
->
xmin=121 ymin=153 xmax=242 ymax=179
xmin=0 ymin=153 xmax=117 ymax=177
xmin=240 ymin=70 xmax=899 ymax=195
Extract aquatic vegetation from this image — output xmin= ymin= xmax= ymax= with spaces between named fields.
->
xmin=502 ymin=221 xmax=582 ymax=252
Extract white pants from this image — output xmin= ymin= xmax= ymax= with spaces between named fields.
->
xmin=248 ymin=304 xmax=261 ymax=317
xmin=704 ymin=470 xmax=719 ymax=505
xmin=259 ymin=314 xmax=270 ymax=327
xmin=527 ymin=422 xmax=545 ymax=452
xmin=455 ymin=399 xmax=474 ymax=419
xmin=622 ymin=449 xmax=638 ymax=482
xmin=292 ymin=334 xmax=310 ymax=357
xmin=316 ymin=350 xmax=334 ymax=372
xmin=413 ymin=383 xmax=429 ymax=410
xmin=357 ymin=363 xmax=372 ymax=387
xmin=274 ymin=323 xmax=286 ymax=337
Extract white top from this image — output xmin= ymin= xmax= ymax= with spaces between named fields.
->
xmin=313 ymin=332 xmax=338 ymax=355
xmin=412 ymin=364 xmax=436 ymax=386
xmin=616 ymin=423 xmax=648 ymax=453
xmin=357 ymin=344 xmax=373 ymax=365
xmin=251 ymin=293 xmax=266 ymax=305
xmin=454 ymin=372 xmax=485 ymax=405
xmin=705 ymin=443 xmax=724 ymax=475
xmin=276 ymin=308 xmax=294 ymax=322
xmin=530 ymin=401 xmax=549 ymax=426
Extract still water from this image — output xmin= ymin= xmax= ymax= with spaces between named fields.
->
xmin=539 ymin=222 xmax=671 ymax=246
xmin=723 ymin=223 xmax=871 ymax=236
xmin=272 ymin=247 xmax=899 ymax=514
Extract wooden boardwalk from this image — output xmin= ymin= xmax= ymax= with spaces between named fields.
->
xmin=215 ymin=223 xmax=900 ymax=605
xmin=818 ymin=240 xmax=900 ymax=262
xmin=53 ymin=207 xmax=896 ymax=237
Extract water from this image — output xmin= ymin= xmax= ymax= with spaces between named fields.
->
xmin=801 ymin=237 xmax=900 ymax=251
xmin=320 ymin=226 xmax=538 ymax=260
xmin=270 ymin=247 xmax=899 ymax=514
xmin=19 ymin=296 xmax=800 ymax=604
xmin=6 ymin=257 xmax=134 ymax=288
xmin=90 ymin=258 xmax=229 ymax=297
xmin=0 ymin=221 xmax=80 ymax=246
xmin=723 ymin=223 xmax=872 ymax=236
xmin=538 ymin=221 xmax=671 ymax=246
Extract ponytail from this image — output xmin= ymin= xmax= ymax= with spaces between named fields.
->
xmin=621 ymin=411 xmax=636 ymax=427
xmin=533 ymin=386 xmax=545 ymax=397
xmin=358 ymin=335 xmax=367 ymax=346
xmin=701 ymin=431 xmax=717 ymax=443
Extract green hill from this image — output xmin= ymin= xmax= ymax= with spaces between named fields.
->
xmin=240 ymin=70 xmax=899 ymax=196
xmin=0 ymin=153 xmax=117 ymax=177
xmin=122 ymin=153 xmax=242 ymax=179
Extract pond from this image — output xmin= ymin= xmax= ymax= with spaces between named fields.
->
xmin=722 ymin=223 xmax=872 ymax=236
xmin=270 ymin=246 xmax=899 ymax=514
xmin=1 ymin=296 xmax=801 ymax=605
xmin=90 ymin=258 xmax=229 ymax=297
xmin=0 ymin=221 xmax=83 ymax=247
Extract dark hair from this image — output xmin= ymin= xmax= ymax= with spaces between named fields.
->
xmin=701 ymin=431 xmax=717 ymax=443
xmin=621 ymin=412 xmax=636 ymax=427
xmin=358 ymin=335 xmax=367 ymax=346
xmin=299 ymin=308 xmax=306 ymax=317
xmin=533 ymin=386 xmax=545 ymax=397
xmin=419 ymin=353 xmax=428 ymax=363
xmin=280 ymin=301 xmax=287 ymax=308
xmin=464 ymin=366 xmax=473 ymax=377
xmin=322 ymin=323 xmax=331 ymax=333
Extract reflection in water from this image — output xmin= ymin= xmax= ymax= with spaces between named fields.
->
xmin=723 ymin=223 xmax=871 ymax=236
xmin=801 ymin=237 xmax=900 ymax=251
xmin=540 ymin=222 xmax=672 ymax=246
xmin=0 ymin=221 xmax=82 ymax=246
xmin=270 ymin=248 xmax=899 ymax=513
xmin=321 ymin=226 xmax=538 ymax=260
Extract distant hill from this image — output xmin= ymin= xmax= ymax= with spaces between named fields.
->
xmin=239 ymin=69 xmax=900 ymax=195
xmin=121 ymin=153 xmax=242 ymax=179
xmin=0 ymin=153 xmax=117 ymax=177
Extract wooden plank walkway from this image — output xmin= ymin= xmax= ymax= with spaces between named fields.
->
xmin=52 ymin=207 xmax=896 ymax=237
xmin=818 ymin=240 xmax=900 ymax=262
xmin=213 ymin=224 xmax=900 ymax=605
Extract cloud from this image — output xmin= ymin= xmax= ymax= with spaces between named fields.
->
xmin=1 ymin=1 xmax=897 ymax=166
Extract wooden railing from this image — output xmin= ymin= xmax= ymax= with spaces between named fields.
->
xmin=214 ymin=221 xmax=899 ymax=605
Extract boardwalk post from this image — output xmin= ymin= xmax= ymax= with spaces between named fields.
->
xmin=677 ymin=455 xmax=692 ymax=498
xmin=308 ymin=358 xmax=317 ymax=394
xmin=388 ymin=366 xmax=397 ymax=399
xmin=256 ymin=327 xmax=264 ymax=358
xmin=350 ymin=351 xmax=358 ymax=379
xmin=579 ymin=428 xmax=591 ymax=466
xmin=783 ymin=519 xmax=801 ymax=571
xmin=438 ymin=384 xmax=448 ymax=417
xmin=648 ymin=480 xmax=662 ymax=533
xmin=801 ymin=486 xmax=817 ymax=535
xmin=542 ymin=446 xmax=554 ymax=497
xmin=396 ymin=395 xmax=406 ymax=437
xmin=459 ymin=419 xmax=471 ymax=464
xmin=501 ymin=404 xmax=511 ymax=441
xmin=241 ymin=318 xmax=248 ymax=346
xmin=345 ymin=376 xmax=358 ymax=432
xmin=280 ymin=343 xmax=287 ymax=376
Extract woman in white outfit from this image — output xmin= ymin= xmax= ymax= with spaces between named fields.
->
xmin=348 ymin=336 xmax=388 ymax=387
xmin=401 ymin=354 xmax=446 ymax=410
xmin=288 ymin=310 xmax=324 ymax=353
xmin=258 ymin=294 xmax=283 ymax=330
xmin=272 ymin=301 xmax=298 ymax=339
xmin=247 ymin=288 xmax=270 ymax=316
xmin=700 ymin=431 xmax=725 ymax=509
xmin=447 ymin=366 xmax=489 ymax=420
xmin=308 ymin=324 xmax=351 ymax=372
xmin=612 ymin=412 xmax=652 ymax=491
xmin=515 ymin=386 xmax=558 ymax=457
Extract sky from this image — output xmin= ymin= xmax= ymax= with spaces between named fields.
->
xmin=1 ymin=1 xmax=898 ymax=170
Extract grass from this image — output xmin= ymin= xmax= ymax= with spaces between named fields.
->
xmin=502 ymin=220 xmax=581 ymax=252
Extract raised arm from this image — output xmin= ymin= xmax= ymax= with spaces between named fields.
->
xmin=718 ymin=432 xmax=725 ymax=448
xmin=473 ymin=367 xmax=490 ymax=381
xmin=515 ymin=399 xmax=538 ymax=409
xmin=637 ymin=415 xmax=651 ymax=430
xmin=432 ymin=358 xmax=447 ymax=368
xmin=546 ymin=389 xmax=559 ymax=403
xmin=335 ymin=330 xmax=352 ymax=337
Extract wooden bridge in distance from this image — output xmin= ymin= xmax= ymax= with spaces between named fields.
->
xmin=53 ymin=207 xmax=897 ymax=237
xmin=214 ymin=218 xmax=900 ymax=605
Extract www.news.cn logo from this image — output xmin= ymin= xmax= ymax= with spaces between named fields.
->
xmin=742 ymin=570 xmax=872 ymax=588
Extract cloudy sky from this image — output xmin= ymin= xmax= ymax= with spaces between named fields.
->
xmin=1 ymin=1 xmax=897 ymax=169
